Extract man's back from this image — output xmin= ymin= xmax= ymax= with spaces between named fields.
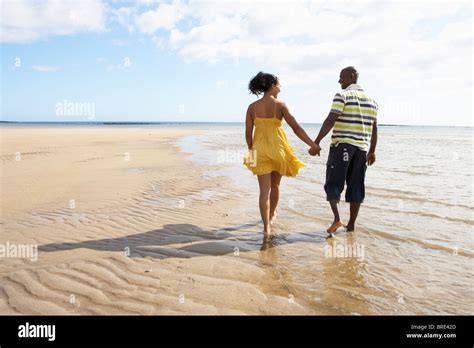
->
xmin=330 ymin=84 xmax=378 ymax=152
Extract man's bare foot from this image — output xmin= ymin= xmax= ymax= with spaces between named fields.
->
xmin=327 ymin=221 xmax=343 ymax=234
xmin=345 ymin=224 xmax=355 ymax=232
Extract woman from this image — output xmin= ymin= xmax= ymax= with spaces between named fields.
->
xmin=244 ymin=72 xmax=320 ymax=236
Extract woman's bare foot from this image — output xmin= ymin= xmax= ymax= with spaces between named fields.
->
xmin=327 ymin=220 xmax=343 ymax=234
xmin=270 ymin=211 xmax=278 ymax=225
xmin=261 ymin=233 xmax=276 ymax=250
xmin=263 ymin=225 xmax=272 ymax=236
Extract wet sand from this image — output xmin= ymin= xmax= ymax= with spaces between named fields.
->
xmin=0 ymin=127 xmax=311 ymax=314
xmin=1 ymin=126 xmax=472 ymax=315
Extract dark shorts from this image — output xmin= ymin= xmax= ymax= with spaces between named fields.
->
xmin=324 ymin=143 xmax=367 ymax=203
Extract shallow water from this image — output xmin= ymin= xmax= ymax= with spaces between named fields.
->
xmin=178 ymin=124 xmax=474 ymax=314
xmin=1 ymin=123 xmax=472 ymax=314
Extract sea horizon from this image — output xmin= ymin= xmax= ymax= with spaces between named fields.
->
xmin=2 ymin=123 xmax=472 ymax=317
xmin=1 ymin=0 xmax=472 ymax=343
xmin=0 ymin=120 xmax=472 ymax=128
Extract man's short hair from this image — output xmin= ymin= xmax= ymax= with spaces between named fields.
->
xmin=343 ymin=66 xmax=359 ymax=81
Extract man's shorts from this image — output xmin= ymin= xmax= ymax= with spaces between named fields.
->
xmin=324 ymin=142 xmax=368 ymax=203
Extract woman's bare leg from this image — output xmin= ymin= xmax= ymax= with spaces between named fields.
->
xmin=270 ymin=171 xmax=282 ymax=223
xmin=257 ymin=173 xmax=272 ymax=235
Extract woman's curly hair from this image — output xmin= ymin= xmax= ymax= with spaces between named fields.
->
xmin=248 ymin=72 xmax=279 ymax=96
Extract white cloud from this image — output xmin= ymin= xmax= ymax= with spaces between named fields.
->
xmin=0 ymin=0 xmax=107 ymax=43
xmin=151 ymin=35 xmax=165 ymax=48
xmin=134 ymin=0 xmax=159 ymax=6
xmin=2 ymin=0 xmax=471 ymax=125
xmin=215 ymin=80 xmax=228 ymax=88
xmin=105 ymin=57 xmax=132 ymax=71
xmin=135 ymin=1 xmax=186 ymax=33
xmin=159 ymin=1 xmax=471 ymax=69
xmin=437 ymin=17 xmax=473 ymax=44
xmin=112 ymin=6 xmax=136 ymax=33
xmin=111 ymin=39 xmax=128 ymax=46
xmin=133 ymin=0 xmax=471 ymax=125
xmin=31 ymin=65 xmax=59 ymax=72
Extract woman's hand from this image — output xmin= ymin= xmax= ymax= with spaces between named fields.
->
xmin=308 ymin=143 xmax=321 ymax=156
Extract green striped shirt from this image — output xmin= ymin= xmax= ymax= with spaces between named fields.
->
xmin=330 ymin=84 xmax=378 ymax=151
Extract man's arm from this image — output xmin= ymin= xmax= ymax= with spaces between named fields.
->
xmin=314 ymin=92 xmax=345 ymax=146
xmin=245 ymin=106 xmax=254 ymax=149
xmin=367 ymin=120 xmax=377 ymax=165
xmin=314 ymin=112 xmax=339 ymax=145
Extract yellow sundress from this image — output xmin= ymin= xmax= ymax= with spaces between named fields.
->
xmin=244 ymin=102 xmax=305 ymax=176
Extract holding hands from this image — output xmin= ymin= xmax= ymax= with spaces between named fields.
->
xmin=308 ymin=142 xmax=321 ymax=156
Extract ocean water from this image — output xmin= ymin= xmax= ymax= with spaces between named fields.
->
xmin=178 ymin=124 xmax=474 ymax=314
xmin=2 ymin=122 xmax=472 ymax=314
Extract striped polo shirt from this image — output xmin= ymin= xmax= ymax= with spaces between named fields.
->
xmin=330 ymin=84 xmax=378 ymax=151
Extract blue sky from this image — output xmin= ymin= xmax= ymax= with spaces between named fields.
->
xmin=1 ymin=0 xmax=472 ymax=125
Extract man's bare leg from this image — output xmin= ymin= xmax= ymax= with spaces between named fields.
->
xmin=346 ymin=202 xmax=361 ymax=232
xmin=327 ymin=199 xmax=343 ymax=234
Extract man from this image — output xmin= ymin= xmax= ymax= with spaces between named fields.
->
xmin=310 ymin=67 xmax=378 ymax=236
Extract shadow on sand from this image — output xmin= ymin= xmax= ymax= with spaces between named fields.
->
xmin=39 ymin=222 xmax=330 ymax=259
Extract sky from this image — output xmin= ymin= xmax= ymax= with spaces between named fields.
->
xmin=0 ymin=0 xmax=472 ymax=126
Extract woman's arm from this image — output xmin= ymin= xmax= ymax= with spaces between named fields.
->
xmin=281 ymin=102 xmax=319 ymax=153
xmin=245 ymin=105 xmax=254 ymax=149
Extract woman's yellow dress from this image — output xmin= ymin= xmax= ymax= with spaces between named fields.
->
xmin=244 ymin=107 xmax=305 ymax=177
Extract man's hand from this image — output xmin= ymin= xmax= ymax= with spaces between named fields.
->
xmin=367 ymin=152 xmax=376 ymax=165
xmin=308 ymin=143 xmax=321 ymax=156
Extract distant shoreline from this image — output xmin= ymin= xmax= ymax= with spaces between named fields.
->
xmin=0 ymin=121 xmax=471 ymax=128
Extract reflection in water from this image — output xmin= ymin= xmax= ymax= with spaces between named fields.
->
xmin=260 ymin=234 xmax=277 ymax=251
xmin=321 ymin=233 xmax=368 ymax=314
xmin=258 ymin=234 xmax=280 ymax=270
xmin=183 ymin=125 xmax=474 ymax=314
xmin=256 ymin=230 xmax=372 ymax=314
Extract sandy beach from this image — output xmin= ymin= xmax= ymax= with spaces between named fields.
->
xmin=0 ymin=126 xmax=313 ymax=315
xmin=1 ymin=2 xmax=472 ymax=346
xmin=0 ymin=125 xmax=472 ymax=315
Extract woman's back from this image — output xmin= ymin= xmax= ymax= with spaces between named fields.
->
xmin=244 ymin=71 xmax=319 ymax=236
xmin=245 ymin=97 xmax=304 ymax=177
xmin=250 ymin=98 xmax=282 ymax=120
